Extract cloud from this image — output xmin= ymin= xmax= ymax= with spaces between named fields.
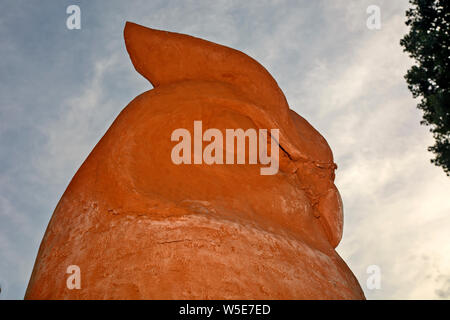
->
xmin=435 ymin=275 xmax=450 ymax=299
xmin=35 ymin=53 xmax=121 ymax=185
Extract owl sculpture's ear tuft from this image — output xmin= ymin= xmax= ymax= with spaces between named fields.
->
xmin=123 ymin=21 xmax=287 ymax=111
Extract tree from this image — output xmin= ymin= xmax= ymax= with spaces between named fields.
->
xmin=400 ymin=0 xmax=450 ymax=176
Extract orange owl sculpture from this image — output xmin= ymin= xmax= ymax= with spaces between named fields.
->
xmin=25 ymin=22 xmax=365 ymax=299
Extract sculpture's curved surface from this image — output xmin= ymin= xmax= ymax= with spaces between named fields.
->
xmin=25 ymin=22 xmax=365 ymax=299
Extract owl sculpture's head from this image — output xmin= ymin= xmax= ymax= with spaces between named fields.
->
xmin=123 ymin=21 xmax=343 ymax=249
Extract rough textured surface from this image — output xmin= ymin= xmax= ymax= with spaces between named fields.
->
xmin=25 ymin=22 xmax=365 ymax=299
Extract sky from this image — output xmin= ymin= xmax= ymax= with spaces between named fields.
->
xmin=0 ymin=0 xmax=449 ymax=299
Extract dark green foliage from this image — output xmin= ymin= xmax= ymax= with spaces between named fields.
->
xmin=400 ymin=0 xmax=450 ymax=175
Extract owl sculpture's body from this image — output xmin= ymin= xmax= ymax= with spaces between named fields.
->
xmin=25 ymin=22 xmax=365 ymax=299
